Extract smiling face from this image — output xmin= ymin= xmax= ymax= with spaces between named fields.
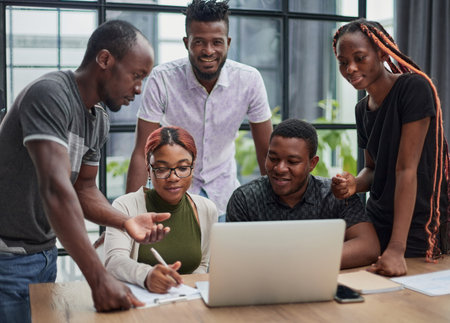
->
xmin=336 ymin=31 xmax=388 ymax=91
xmin=148 ymin=143 xmax=194 ymax=205
xmin=101 ymin=33 xmax=154 ymax=112
xmin=265 ymin=136 xmax=319 ymax=208
xmin=183 ymin=20 xmax=231 ymax=87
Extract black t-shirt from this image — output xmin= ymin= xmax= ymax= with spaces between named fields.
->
xmin=356 ymin=73 xmax=448 ymax=256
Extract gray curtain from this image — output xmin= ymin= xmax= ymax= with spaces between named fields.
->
xmin=395 ymin=0 xmax=450 ymax=140
xmin=0 ymin=88 xmax=5 ymax=122
xmin=288 ymin=1 xmax=335 ymax=121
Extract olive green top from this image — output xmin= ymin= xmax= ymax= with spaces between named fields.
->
xmin=137 ymin=189 xmax=202 ymax=274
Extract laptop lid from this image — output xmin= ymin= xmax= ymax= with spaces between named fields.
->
xmin=196 ymin=219 xmax=345 ymax=307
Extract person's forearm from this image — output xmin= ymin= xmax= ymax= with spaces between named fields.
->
xmin=250 ymin=120 xmax=272 ymax=176
xmin=104 ymin=227 xmax=151 ymax=288
xmin=341 ymin=237 xmax=379 ymax=269
xmin=388 ymin=169 xmax=417 ymax=252
xmin=28 ymin=141 xmax=107 ymax=284
xmin=256 ymin=150 xmax=268 ymax=176
xmin=354 ymin=167 xmax=374 ymax=193
xmin=76 ymin=183 xmax=129 ymax=229
xmin=126 ymin=151 xmax=148 ymax=193
xmin=40 ymin=177 xmax=107 ymax=285
xmin=341 ymin=223 xmax=380 ymax=269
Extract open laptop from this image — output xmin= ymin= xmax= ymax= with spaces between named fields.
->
xmin=196 ymin=219 xmax=345 ymax=307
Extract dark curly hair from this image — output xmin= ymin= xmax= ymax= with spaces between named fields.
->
xmin=185 ymin=0 xmax=230 ymax=35
xmin=270 ymin=119 xmax=318 ymax=158
xmin=79 ymin=19 xmax=146 ymax=68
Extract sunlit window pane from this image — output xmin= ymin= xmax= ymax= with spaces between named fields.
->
xmin=158 ymin=13 xmax=185 ymax=40
xmin=366 ymin=0 xmax=394 ymax=35
xmin=5 ymin=6 xmax=96 ymax=105
xmin=106 ymin=133 xmax=136 ymax=200
xmin=9 ymin=68 xmax=55 ymax=97
xmin=314 ymin=129 xmax=358 ymax=177
xmin=289 ymin=0 xmax=359 ymax=16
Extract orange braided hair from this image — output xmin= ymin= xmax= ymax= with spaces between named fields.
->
xmin=333 ymin=18 xmax=449 ymax=262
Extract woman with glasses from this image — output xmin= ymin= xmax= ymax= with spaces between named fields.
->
xmin=104 ymin=126 xmax=218 ymax=293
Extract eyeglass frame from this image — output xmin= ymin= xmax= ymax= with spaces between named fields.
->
xmin=150 ymin=164 xmax=194 ymax=179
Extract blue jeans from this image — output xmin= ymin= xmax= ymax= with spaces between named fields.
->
xmin=0 ymin=246 xmax=57 ymax=323
xmin=199 ymin=188 xmax=226 ymax=222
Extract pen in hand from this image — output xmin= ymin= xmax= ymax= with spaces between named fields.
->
xmin=151 ymin=247 xmax=169 ymax=266
xmin=151 ymin=248 xmax=180 ymax=285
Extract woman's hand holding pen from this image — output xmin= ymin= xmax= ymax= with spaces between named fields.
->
xmin=145 ymin=262 xmax=183 ymax=293
xmin=331 ymin=172 xmax=357 ymax=199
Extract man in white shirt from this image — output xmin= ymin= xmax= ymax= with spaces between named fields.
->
xmin=126 ymin=0 xmax=273 ymax=214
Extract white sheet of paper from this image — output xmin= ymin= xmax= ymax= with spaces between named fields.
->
xmin=125 ymin=282 xmax=201 ymax=307
xmin=391 ymin=269 xmax=450 ymax=296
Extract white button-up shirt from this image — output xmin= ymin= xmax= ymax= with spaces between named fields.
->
xmin=138 ymin=57 xmax=271 ymax=214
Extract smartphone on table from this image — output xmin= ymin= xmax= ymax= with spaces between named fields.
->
xmin=334 ymin=284 xmax=364 ymax=303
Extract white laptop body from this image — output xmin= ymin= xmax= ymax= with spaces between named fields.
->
xmin=196 ymin=219 xmax=345 ymax=307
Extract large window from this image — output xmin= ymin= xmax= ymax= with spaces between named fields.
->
xmin=5 ymin=7 xmax=97 ymax=106
xmin=0 ymin=0 xmax=393 ymax=281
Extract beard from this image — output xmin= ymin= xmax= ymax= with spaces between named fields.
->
xmin=98 ymin=80 xmax=122 ymax=113
xmin=103 ymin=98 xmax=122 ymax=112
xmin=189 ymin=54 xmax=227 ymax=82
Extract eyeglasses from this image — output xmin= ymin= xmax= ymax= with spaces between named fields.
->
xmin=150 ymin=165 xmax=193 ymax=179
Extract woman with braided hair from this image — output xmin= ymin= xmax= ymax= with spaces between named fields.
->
xmin=331 ymin=18 xmax=448 ymax=276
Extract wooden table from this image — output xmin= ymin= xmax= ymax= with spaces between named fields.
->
xmin=30 ymin=257 xmax=450 ymax=323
